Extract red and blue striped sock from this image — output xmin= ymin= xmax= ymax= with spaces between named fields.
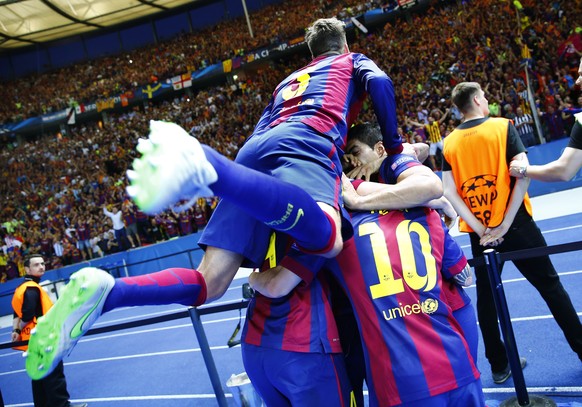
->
xmin=102 ymin=268 xmax=207 ymax=313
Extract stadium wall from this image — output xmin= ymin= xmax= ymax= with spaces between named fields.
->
xmin=0 ymin=232 xmax=205 ymax=316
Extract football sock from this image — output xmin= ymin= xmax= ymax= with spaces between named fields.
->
xmin=102 ymin=268 xmax=207 ymax=313
xmin=201 ymin=145 xmax=336 ymax=253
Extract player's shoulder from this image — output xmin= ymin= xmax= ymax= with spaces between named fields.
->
xmin=383 ymin=153 xmax=421 ymax=176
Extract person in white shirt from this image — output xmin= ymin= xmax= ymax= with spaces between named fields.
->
xmin=102 ymin=204 xmax=128 ymax=250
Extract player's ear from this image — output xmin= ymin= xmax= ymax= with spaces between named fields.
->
xmin=374 ymin=141 xmax=386 ymax=157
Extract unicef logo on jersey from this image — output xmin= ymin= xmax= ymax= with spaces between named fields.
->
xmin=382 ymin=298 xmax=439 ymax=321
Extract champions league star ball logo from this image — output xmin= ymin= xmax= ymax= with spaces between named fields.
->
xmin=460 ymin=174 xmax=498 ymax=211
xmin=460 ymin=174 xmax=497 ymax=194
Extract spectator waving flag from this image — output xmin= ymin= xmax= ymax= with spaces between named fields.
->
xmin=171 ymin=73 xmax=193 ymax=90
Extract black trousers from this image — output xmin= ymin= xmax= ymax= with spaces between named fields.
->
xmin=469 ymin=213 xmax=582 ymax=372
xmin=31 ymin=360 xmax=70 ymax=407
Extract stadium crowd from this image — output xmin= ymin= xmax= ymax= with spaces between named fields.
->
xmin=0 ymin=0 xmax=378 ymax=124
xmin=1 ymin=0 xmax=581 ymax=281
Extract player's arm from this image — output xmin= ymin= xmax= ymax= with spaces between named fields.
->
xmin=510 ymin=147 xmax=582 ymax=182
xmin=248 ymin=265 xmax=302 ymax=298
xmin=354 ymin=55 xmax=402 ymax=154
xmin=248 ymin=242 xmax=325 ymax=298
xmin=342 ymin=163 xmax=442 ymax=211
xmin=408 ymin=142 xmax=429 ymax=163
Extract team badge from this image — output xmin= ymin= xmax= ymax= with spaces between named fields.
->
xmin=421 ymin=298 xmax=438 ymax=314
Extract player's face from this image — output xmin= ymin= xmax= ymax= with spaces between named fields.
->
xmin=576 ymin=58 xmax=582 ymax=88
xmin=346 ymin=139 xmax=381 ymax=166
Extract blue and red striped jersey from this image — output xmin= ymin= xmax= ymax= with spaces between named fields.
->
xmin=377 ymin=153 xmax=472 ymax=311
xmin=242 ymin=234 xmax=341 ymax=354
xmin=75 ymin=223 xmax=91 ymax=241
xmin=253 ymin=52 xmax=401 ymax=155
xmin=327 ymin=208 xmax=479 ymax=406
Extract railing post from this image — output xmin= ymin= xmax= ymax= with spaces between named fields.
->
xmin=188 ymin=306 xmax=229 ymax=407
xmin=483 ymin=249 xmax=556 ymax=407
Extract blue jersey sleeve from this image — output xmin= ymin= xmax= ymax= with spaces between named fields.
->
xmin=352 ymin=53 xmax=402 ymax=154
xmin=379 ymin=153 xmax=422 ymax=184
xmin=440 ymin=231 xmax=468 ymax=279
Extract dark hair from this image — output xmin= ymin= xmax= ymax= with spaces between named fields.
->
xmin=451 ymin=82 xmax=481 ymax=113
xmin=23 ymin=253 xmax=43 ymax=268
xmin=305 ymin=18 xmax=347 ymax=58
xmin=348 ymin=122 xmax=382 ymax=148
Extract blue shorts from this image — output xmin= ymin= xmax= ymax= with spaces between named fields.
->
xmin=199 ymin=122 xmax=346 ymax=267
xmin=242 ymin=344 xmax=353 ymax=407
xmin=76 ymin=239 xmax=91 ymax=251
xmin=394 ymin=379 xmax=485 ymax=407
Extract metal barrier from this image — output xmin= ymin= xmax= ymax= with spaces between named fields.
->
xmin=478 ymin=240 xmax=582 ymax=407
xmin=1 ymin=298 xmax=250 ymax=406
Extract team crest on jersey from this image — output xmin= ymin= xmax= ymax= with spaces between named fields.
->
xmin=421 ymin=298 xmax=438 ymax=314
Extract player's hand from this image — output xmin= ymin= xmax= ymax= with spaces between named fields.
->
xmin=341 ymin=174 xmax=361 ymax=209
xmin=401 ymin=142 xmax=418 ymax=160
xmin=341 ymin=153 xmax=361 ymax=172
xmin=426 ymin=197 xmax=457 ymax=229
xmin=509 ymin=159 xmax=527 ymax=178
xmin=442 ymin=213 xmax=457 ymax=229
xmin=346 ymin=156 xmax=385 ymax=181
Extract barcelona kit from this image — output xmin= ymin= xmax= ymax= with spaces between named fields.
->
xmin=199 ymin=52 xmax=400 ymax=267
xmin=241 ymin=232 xmax=353 ymax=406
xmin=326 ymin=207 xmax=480 ymax=406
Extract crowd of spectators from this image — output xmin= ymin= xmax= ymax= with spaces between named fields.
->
xmin=0 ymin=0 xmax=382 ymax=124
xmin=1 ymin=0 xmax=581 ymax=281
